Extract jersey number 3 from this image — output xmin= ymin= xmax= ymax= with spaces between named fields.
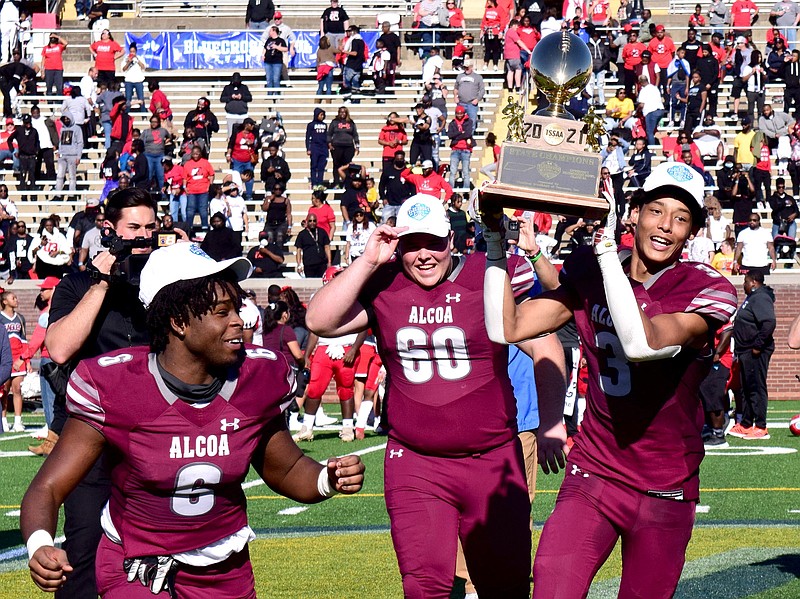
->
xmin=596 ymin=331 xmax=632 ymax=396
xmin=396 ymin=326 xmax=471 ymax=383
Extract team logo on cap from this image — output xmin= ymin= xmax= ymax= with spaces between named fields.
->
xmin=667 ymin=165 xmax=693 ymax=182
xmin=407 ymin=202 xmax=431 ymax=221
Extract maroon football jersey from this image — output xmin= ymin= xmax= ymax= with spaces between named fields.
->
xmin=561 ymin=247 xmax=737 ymax=501
xmin=66 ymin=346 xmax=293 ymax=558
xmin=360 ymin=253 xmax=534 ymax=457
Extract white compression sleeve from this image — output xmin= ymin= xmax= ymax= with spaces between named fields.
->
xmin=483 ymin=231 xmax=509 ymax=345
xmin=596 ymin=245 xmax=681 ymax=362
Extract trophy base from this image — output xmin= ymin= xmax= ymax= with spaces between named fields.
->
xmin=481 ymin=182 xmax=610 ymax=220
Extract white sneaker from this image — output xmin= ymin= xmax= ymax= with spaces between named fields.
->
xmin=1 ymin=419 xmax=8 ymax=433
xmin=493 ymin=64 xmax=498 ymax=72
xmin=316 ymin=410 xmax=338 ymax=427
xmin=12 ymin=422 xmax=25 ymax=433
xmin=31 ymin=425 xmax=48 ymax=439
xmin=288 ymin=412 xmax=302 ymax=431
xmin=292 ymin=425 xmax=314 ymax=442
xmin=339 ymin=425 xmax=355 ymax=442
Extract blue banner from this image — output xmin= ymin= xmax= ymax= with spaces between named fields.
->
xmin=124 ymin=30 xmax=381 ymax=71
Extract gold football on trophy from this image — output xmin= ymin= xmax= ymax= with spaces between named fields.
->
xmin=531 ymin=31 xmax=592 ymax=120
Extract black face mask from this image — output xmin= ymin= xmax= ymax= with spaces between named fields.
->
xmin=394 ymin=159 xmax=405 ymax=167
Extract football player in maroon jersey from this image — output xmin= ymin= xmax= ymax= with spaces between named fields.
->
xmin=482 ymin=161 xmax=739 ymax=598
xmin=21 ymin=243 xmax=365 ymax=598
xmin=306 ymin=193 xmax=535 ymax=599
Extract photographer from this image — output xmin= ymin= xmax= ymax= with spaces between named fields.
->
xmin=43 ymin=188 xmax=158 ymax=599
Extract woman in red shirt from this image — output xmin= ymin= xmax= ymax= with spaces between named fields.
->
xmin=90 ymin=29 xmax=123 ymax=89
xmin=184 ymin=145 xmax=215 ymax=231
xmin=41 ymin=33 xmax=67 ymax=96
xmin=517 ymin=15 xmax=540 ymax=66
xmin=148 ymin=81 xmax=173 ymax=134
xmin=481 ymin=0 xmax=505 ymax=71
xmin=307 ymin=188 xmax=336 ymax=240
xmin=378 ymin=114 xmax=408 ymax=169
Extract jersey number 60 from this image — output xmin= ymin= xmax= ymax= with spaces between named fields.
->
xmin=396 ymin=326 xmax=471 ymax=383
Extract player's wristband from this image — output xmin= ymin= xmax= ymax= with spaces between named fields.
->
xmin=26 ymin=530 xmax=54 ymax=561
xmin=527 ymin=249 xmax=543 ymax=264
xmin=483 ymin=231 xmax=505 ymax=262
xmin=317 ymin=466 xmax=339 ymax=499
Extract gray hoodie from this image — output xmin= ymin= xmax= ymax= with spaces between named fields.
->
xmin=58 ymin=109 xmax=84 ymax=159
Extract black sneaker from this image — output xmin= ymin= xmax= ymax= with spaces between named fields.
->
xmin=704 ymin=432 xmax=729 ymax=449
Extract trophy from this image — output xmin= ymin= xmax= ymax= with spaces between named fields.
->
xmin=482 ymin=31 xmax=608 ymax=219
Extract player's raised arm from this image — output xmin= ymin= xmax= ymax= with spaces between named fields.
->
xmin=306 ymin=223 xmax=403 ymax=337
xmin=481 ymin=203 xmax=574 ymax=344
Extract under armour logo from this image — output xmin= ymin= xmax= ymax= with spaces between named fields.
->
xmin=389 ymin=449 xmax=404 ymax=459
xmin=445 ymin=293 xmax=461 ymax=303
xmin=220 ymin=418 xmax=240 ymax=431
xmin=571 ymin=464 xmax=589 ymax=478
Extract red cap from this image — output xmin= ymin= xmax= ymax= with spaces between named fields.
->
xmin=38 ymin=276 xmax=61 ymax=290
xmin=274 ymin=11 xmax=282 ymax=18
xmin=455 ymin=105 xmax=466 ymax=114
xmin=4 ymin=118 xmax=12 ymax=125
xmin=655 ymin=24 xmax=665 ymax=32
xmin=623 ymin=23 xmax=633 ymax=32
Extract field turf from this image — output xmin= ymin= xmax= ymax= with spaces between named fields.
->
xmin=1 ymin=401 xmax=799 ymax=598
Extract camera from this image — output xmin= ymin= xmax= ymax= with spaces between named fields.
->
xmin=505 ymin=220 xmax=520 ymax=242
xmin=99 ymin=227 xmax=178 ymax=285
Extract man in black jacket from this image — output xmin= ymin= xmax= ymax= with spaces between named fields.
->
xmin=378 ymin=150 xmax=413 ymax=222
xmin=729 ymin=271 xmax=776 ymax=440
xmin=245 ymin=0 xmax=275 ymax=29
xmin=0 ymin=51 xmax=36 ymax=118
xmin=696 ymin=44 xmax=721 ymax=117
xmin=784 ymin=49 xmax=800 ymax=118
xmin=220 ymin=72 xmax=253 ymax=140
xmin=8 ymin=114 xmax=39 ymax=200
xmin=183 ymin=97 xmax=220 ymax=151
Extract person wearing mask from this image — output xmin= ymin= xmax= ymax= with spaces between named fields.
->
xmin=219 ymin=72 xmax=253 ymax=139
xmin=447 ymin=105 xmax=474 ymax=189
xmin=327 ymin=106 xmax=359 ymax=187
xmin=121 ymin=43 xmax=146 ymax=111
xmin=729 ymin=271 xmax=776 ymax=440
xmin=379 ymin=149 xmax=414 ymax=223
xmin=295 ymin=215 xmax=330 ymax=277
xmin=184 ymin=145 xmax=215 ymax=231
xmin=52 ymin=109 xmax=84 ymax=201
xmin=226 ymin=117 xmax=258 ymax=200
xmin=140 ymin=115 xmax=168 ymax=195
xmin=40 ymin=33 xmax=68 ymax=96
xmin=183 ymin=97 xmax=220 ymax=151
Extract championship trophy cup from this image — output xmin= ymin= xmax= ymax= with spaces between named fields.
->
xmin=481 ymin=31 xmax=609 ymax=219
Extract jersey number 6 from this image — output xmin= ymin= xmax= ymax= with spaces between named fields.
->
xmin=396 ymin=326 xmax=471 ymax=384
xmin=171 ymin=463 xmax=222 ymax=517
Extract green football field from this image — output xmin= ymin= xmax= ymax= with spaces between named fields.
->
xmin=1 ymin=402 xmax=799 ymax=598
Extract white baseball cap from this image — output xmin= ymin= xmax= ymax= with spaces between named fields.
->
xmin=139 ymin=242 xmax=252 ymax=308
xmin=421 ymin=159 xmax=434 ymax=169
xmin=396 ymin=194 xmax=450 ymax=238
xmin=642 ymin=161 xmax=705 ymax=213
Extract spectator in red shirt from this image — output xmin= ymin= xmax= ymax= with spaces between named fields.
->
xmin=504 ymin=19 xmax=524 ymax=92
xmin=90 ymin=29 xmax=123 ymax=90
xmin=378 ymin=113 xmax=408 ymax=169
xmin=517 ymin=15 xmax=539 ymax=66
xmin=621 ymin=29 xmax=646 ymax=95
xmin=401 ymin=159 xmax=454 ymax=203
xmin=226 ymin=117 xmax=257 ymax=199
xmin=41 ymin=33 xmax=67 ymax=96
xmin=148 ymin=81 xmax=173 ymax=134
xmin=730 ymin=0 xmax=758 ymax=35
xmin=688 ymin=3 xmax=706 ymax=28
xmin=481 ymin=0 xmax=505 ymax=71
xmin=647 ymin=26 xmax=675 ymax=73
xmin=307 ymin=188 xmax=337 ymax=239
xmin=184 ymin=145 xmax=215 ymax=231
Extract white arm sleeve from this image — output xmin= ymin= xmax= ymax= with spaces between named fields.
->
xmin=483 ymin=231 xmax=509 ymax=345
xmin=596 ymin=249 xmax=681 ymax=362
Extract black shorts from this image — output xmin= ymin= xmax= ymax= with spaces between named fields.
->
xmin=730 ymin=77 xmax=744 ymax=98
xmin=699 ymin=363 xmax=730 ymax=412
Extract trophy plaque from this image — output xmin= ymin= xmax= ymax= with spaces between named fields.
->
xmin=482 ymin=31 xmax=609 ymax=219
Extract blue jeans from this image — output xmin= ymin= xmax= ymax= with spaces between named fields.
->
xmin=343 ymin=66 xmax=361 ymax=92
xmin=75 ymin=0 xmax=91 ymax=15
xmin=783 ymin=27 xmax=797 ymax=46
xmin=125 ymin=81 xmax=145 ymax=110
xmin=449 ymin=149 xmax=471 ymax=188
xmin=417 ymin=23 xmax=436 ymax=57
xmin=0 ymin=149 xmax=18 ymax=170
xmin=249 ymin=20 xmax=268 ymax=30
xmin=317 ymin=70 xmax=334 ymax=95
xmin=39 ymin=357 xmax=55 ymax=427
xmin=644 ymin=109 xmax=665 ymax=146
xmin=170 ymin=193 xmax=187 ymax=221
xmin=458 ymin=102 xmax=478 ymax=126
xmin=102 ymin=120 xmax=112 ymax=149
xmin=773 ymin=221 xmax=797 ymax=238
xmin=186 ymin=192 xmax=209 ymax=230
xmin=310 ymin=150 xmax=328 ymax=186
xmin=231 ymin=158 xmax=255 ymax=196
xmin=145 ymin=153 xmax=164 ymax=193
xmin=265 ymin=62 xmax=282 ymax=95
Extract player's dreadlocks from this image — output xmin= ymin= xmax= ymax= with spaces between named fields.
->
xmin=147 ymin=272 xmax=244 ymax=353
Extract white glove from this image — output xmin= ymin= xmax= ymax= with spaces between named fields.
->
xmin=593 ymin=226 xmax=617 ymax=256
xmin=325 ymin=344 xmax=345 ymax=360
xmin=124 ymin=555 xmax=178 ymax=596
